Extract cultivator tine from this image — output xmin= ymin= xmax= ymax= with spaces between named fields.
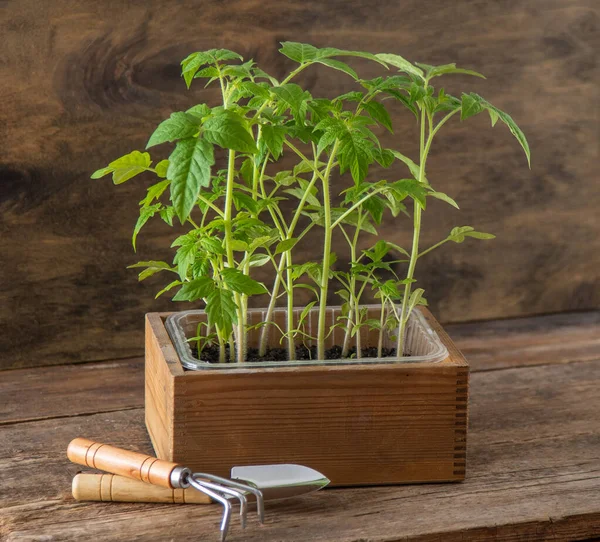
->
xmin=194 ymin=472 xmax=265 ymax=524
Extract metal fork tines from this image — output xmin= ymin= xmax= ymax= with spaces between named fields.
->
xmin=188 ymin=472 xmax=264 ymax=542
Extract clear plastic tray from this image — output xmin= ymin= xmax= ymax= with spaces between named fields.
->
xmin=165 ymin=305 xmax=449 ymax=370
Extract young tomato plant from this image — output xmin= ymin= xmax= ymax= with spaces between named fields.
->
xmin=93 ymin=43 xmax=529 ymax=364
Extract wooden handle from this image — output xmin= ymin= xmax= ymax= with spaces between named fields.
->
xmin=67 ymin=438 xmax=181 ymax=489
xmin=72 ymin=473 xmax=212 ymax=504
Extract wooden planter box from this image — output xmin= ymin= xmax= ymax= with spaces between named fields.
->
xmin=145 ymin=307 xmax=468 ymax=486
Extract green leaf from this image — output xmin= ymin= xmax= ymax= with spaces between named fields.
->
xmin=147 ymin=112 xmax=201 ymax=148
xmin=271 ymin=84 xmax=311 ymax=118
xmin=448 ymin=226 xmax=474 ymax=243
xmin=279 ymin=42 xmax=319 ymax=63
xmin=132 ymin=204 xmax=159 ymax=251
xmin=245 ymin=253 xmax=270 ymax=268
xmin=390 ymin=150 xmax=422 ymax=181
xmin=155 ymin=280 xmax=182 ymax=299
xmin=154 ymin=160 xmax=169 ymax=178
xmin=230 ymin=239 xmax=249 ymax=252
xmin=338 ymin=130 xmax=374 ymax=184
xmin=273 ymin=170 xmax=295 ymax=186
xmin=180 ymin=49 xmax=243 ymax=88
xmin=186 ymin=104 xmax=211 ymax=120
xmin=327 ymin=209 xmax=378 ymax=235
xmin=428 ymin=191 xmax=459 ymax=209
xmin=385 ymin=241 xmax=410 ymax=258
xmin=476 ymin=94 xmax=530 ymax=167
xmin=279 ymin=42 xmax=387 ymax=67
xmin=212 ymin=49 xmax=244 ymax=62
xmin=316 ymin=46 xmax=388 ymax=66
xmin=275 ymin=237 xmax=299 ymax=254
xmin=407 ymin=288 xmax=425 ymax=316
xmin=466 ymin=231 xmax=496 ymax=239
xmin=181 ymin=52 xmax=212 ymax=88
xmin=205 ymin=288 xmax=237 ymax=337
xmin=172 ymin=276 xmax=214 ymax=302
xmin=284 ymin=186 xmax=320 ymax=207
xmin=233 ymin=192 xmax=258 ymax=214
xmin=221 ymin=268 xmax=268 ymax=295
xmin=315 ymin=58 xmax=358 ymax=79
xmin=261 ymin=124 xmax=286 ymax=159
xmin=447 ymin=226 xmax=495 ymax=243
xmin=167 ymin=138 xmax=214 ymax=223
xmin=391 ymin=179 xmax=428 ymax=209
xmin=140 ymin=179 xmax=171 ymax=207
xmin=90 ymin=167 xmax=112 ymax=179
xmin=199 ymin=236 xmax=226 ymax=256
xmin=299 ymin=301 xmax=317 ymax=326
xmin=203 ymin=111 xmax=257 ymax=154
xmin=365 ymin=318 xmax=382 ymax=330
xmin=127 ymin=260 xmax=176 ymax=281
xmin=172 ymin=234 xmax=199 ymax=279
xmin=192 ymin=253 xmax=211 ymax=278
xmin=91 ymin=151 xmax=152 ymax=184
xmin=375 ymin=53 xmax=424 ymax=79
xmin=159 ymin=206 xmax=176 ymax=226
xmin=422 ymin=63 xmax=486 ymax=80
xmin=409 ymin=82 xmax=427 ymax=104
xmin=362 ymin=195 xmax=386 ymax=224
xmin=461 ymin=93 xmax=530 ymax=167
xmin=362 ymin=101 xmax=393 ymax=132
xmin=237 ymin=81 xmax=271 ymax=99
xmin=461 ymin=93 xmax=483 ymax=120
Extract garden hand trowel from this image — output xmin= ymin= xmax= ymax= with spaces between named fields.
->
xmin=68 ymin=438 xmax=329 ymax=542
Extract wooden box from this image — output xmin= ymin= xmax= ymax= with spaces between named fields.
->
xmin=145 ymin=307 xmax=468 ymax=486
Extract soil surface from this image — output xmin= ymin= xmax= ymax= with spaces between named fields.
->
xmin=191 ymin=344 xmax=398 ymax=363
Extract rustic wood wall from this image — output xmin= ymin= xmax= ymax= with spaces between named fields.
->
xmin=1 ymin=0 xmax=598 ymax=369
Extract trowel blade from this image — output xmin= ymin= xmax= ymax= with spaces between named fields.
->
xmin=230 ymin=464 xmax=330 ymax=501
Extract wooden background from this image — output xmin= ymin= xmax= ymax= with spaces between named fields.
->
xmin=0 ymin=0 xmax=598 ymax=369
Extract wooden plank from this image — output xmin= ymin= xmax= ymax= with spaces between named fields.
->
xmin=144 ymin=315 xmax=176 ymax=461
xmin=2 ymin=360 xmax=600 ymax=540
xmin=1 ymin=311 xmax=597 ymax=426
xmin=1 ymin=0 xmax=598 ymax=369
xmin=446 ymin=310 xmax=600 ymax=371
xmin=0 ymin=358 xmax=143 ymax=425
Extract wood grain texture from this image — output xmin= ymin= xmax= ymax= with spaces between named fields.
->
xmin=0 ymin=358 xmax=143 ymax=425
xmin=1 ymin=310 xmax=596 ymax=425
xmin=0 ymin=0 xmax=598 ymax=369
xmin=446 ymin=310 xmax=600 ymax=371
xmin=72 ymin=473 xmax=212 ymax=504
xmin=66 ymin=438 xmax=180 ymax=488
xmin=145 ymin=308 xmax=468 ymax=486
xmin=1 ymin=342 xmax=599 ymax=540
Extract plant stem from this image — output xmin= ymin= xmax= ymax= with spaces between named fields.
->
xmin=216 ymin=327 xmax=226 ymax=363
xmin=397 ymin=104 xmax=427 ymax=357
xmin=418 ymin=238 xmax=450 ymax=259
xmin=330 ymin=188 xmax=386 ymax=230
xmin=377 ymin=301 xmax=386 ymax=358
xmin=317 ymin=140 xmax=340 ymax=360
xmin=228 ymin=335 xmax=235 ymax=362
xmin=198 ymin=195 xmax=225 ymax=217
xmin=350 ymin=213 xmax=363 ymax=358
xmin=285 ymin=251 xmax=296 ymax=360
xmin=339 ymin=227 xmax=354 ymax=358
xmin=394 ymin=107 xmax=460 ymax=356
xmin=223 ymin=150 xmax=245 ymax=363
xmin=258 ymin=255 xmax=285 ymax=356
xmin=258 ymin=150 xmax=321 ymax=358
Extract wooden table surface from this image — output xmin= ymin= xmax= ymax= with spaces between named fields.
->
xmin=1 ymin=311 xmax=600 ymax=541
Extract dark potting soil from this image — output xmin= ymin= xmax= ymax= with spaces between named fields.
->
xmin=192 ymin=343 xmax=398 ymax=363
